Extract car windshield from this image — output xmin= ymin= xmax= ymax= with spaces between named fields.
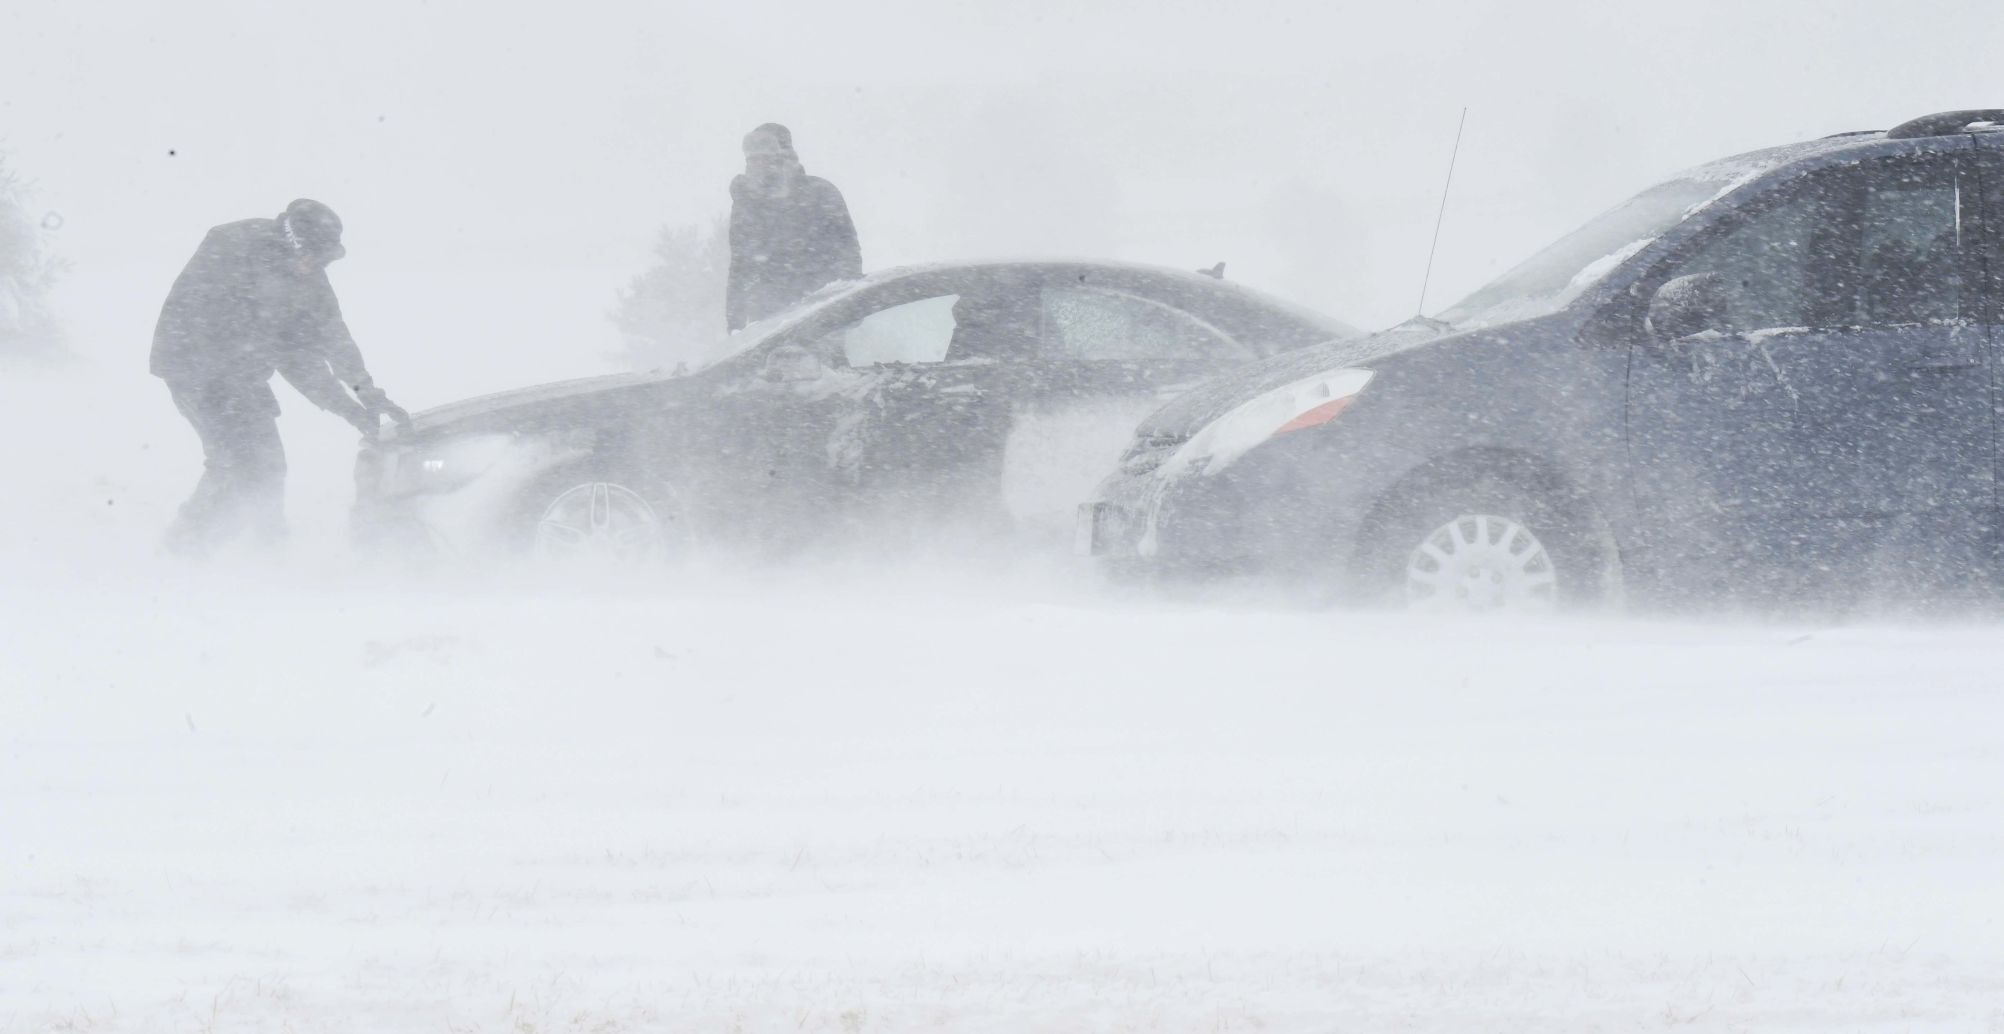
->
xmin=674 ymin=276 xmax=870 ymax=374
xmin=1436 ymin=175 xmax=1738 ymax=330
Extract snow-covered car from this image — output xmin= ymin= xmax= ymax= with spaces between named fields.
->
xmin=354 ymin=260 xmax=1354 ymax=563
xmin=1082 ymin=108 xmax=2004 ymax=612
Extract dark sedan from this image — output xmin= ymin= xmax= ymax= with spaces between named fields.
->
xmin=355 ymin=260 xmax=1353 ymax=564
xmin=1083 ymin=109 xmax=2004 ymax=613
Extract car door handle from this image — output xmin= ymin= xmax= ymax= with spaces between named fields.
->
xmin=1903 ymin=351 xmax=1980 ymax=371
xmin=1900 ymin=328 xmax=1982 ymax=370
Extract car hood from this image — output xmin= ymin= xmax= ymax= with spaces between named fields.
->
xmin=1135 ymin=317 xmax=1452 ymax=437
xmin=391 ymin=369 xmax=676 ymax=442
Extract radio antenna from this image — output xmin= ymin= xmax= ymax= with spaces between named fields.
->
xmin=1416 ymin=107 xmax=1468 ymax=317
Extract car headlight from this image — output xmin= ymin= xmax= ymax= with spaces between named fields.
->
xmin=379 ymin=433 xmax=517 ymax=496
xmin=1159 ymin=368 xmax=1373 ymax=479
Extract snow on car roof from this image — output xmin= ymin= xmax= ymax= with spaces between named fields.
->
xmin=1671 ymin=131 xmax=1898 ymax=199
xmin=838 ymin=258 xmax=1362 ymax=339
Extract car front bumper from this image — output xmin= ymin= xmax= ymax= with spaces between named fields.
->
xmin=351 ymin=434 xmax=581 ymax=561
xmin=1074 ymin=500 xmax=1142 ymax=557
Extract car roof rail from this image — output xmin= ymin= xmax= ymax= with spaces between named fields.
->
xmin=1884 ymin=109 xmax=2004 ymax=139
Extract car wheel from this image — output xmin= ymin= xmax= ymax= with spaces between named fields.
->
xmin=1359 ymin=476 xmax=1607 ymax=615
xmin=525 ymin=478 xmax=686 ymax=568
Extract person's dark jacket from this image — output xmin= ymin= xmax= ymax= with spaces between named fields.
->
xmin=726 ymin=174 xmax=862 ymax=331
xmin=150 ymin=218 xmax=375 ymax=425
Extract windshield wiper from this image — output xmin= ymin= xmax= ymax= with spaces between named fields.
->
xmin=1380 ymin=314 xmax=1455 ymax=338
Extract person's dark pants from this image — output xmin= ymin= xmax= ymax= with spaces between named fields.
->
xmin=163 ymin=377 xmax=287 ymax=554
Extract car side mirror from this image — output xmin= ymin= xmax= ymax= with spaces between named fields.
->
xmin=1646 ymin=272 xmax=1736 ymax=343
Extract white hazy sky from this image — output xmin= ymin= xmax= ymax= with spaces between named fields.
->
xmin=4 ymin=0 xmax=2001 ymax=401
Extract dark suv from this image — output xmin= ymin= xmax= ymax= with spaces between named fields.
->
xmin=1082 ymin=109 xmax=2004 ymax=612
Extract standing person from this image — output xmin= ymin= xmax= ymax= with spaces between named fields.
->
xmin=150 ymin=198 xmax=409 ymax=555
xmin=726 ymin=123 xmax=862 ymax=331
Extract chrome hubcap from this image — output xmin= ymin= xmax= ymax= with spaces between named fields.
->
xmin=1404 ymin=513 xmax=1558 ymax=614
xmin=532 ymin=482 xmax=667 ymax=564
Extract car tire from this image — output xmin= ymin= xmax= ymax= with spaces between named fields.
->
xmin=1354 ymin=474 xmax=1611 ymax=614
xmin=516 ymin=472 xmax=693 ymax=569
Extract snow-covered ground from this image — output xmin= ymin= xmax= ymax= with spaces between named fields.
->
xmin=3 ymin=358 xmax=2004 ymax=1025
xmin=11 ymin=0 xmax=2004 ymax=1023
xmin=6 ymin=365 xmax=2004 ymax=1032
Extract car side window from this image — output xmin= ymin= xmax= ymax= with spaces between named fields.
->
xmin=1041 ymin=286 xmax=1251 ymax=363
xmin=1848 ymin=162 xmax=1963 ymax=325
xmin=824 ymin=294 xmax=960 ymax=366
xmin=1661 ymin=156 xmax=1967 ymax=333
xmin=1661 ymin=183 xmax=1839 ymax=333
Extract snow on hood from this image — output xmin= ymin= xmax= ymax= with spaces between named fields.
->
xmin=1136 ymin=317 xmax=1449 ymax=438
xmin=388 ymin=286 xmax=884 ymax=442
xmin=394 ymin=369 xmax=672 ymax=440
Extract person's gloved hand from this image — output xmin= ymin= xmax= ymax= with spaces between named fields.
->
xmin=345 ymin=405 xmax=382 ymax=439
xmin=356 ymin=384 xmax=414 ymax=432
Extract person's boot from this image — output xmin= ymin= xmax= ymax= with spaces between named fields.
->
xmin=160 ymin=502 xmax=214 ymax=559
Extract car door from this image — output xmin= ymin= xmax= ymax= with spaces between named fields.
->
xmin=1625 ymin=146 xmax=1993 ymax=602
xmin=819 ymin=281 xmax=1027 ymax=514
xmin=1975 ymin=134 xmax=2004 ymax=556
xmin=706 ymin=269 xmax=1046 ymax=544
xmin=1003 ymin=280 xmax=1260 ymax=530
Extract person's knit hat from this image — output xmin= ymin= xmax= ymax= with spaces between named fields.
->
xmin=743 ymin=123 xmax=796 ymax=158
xmin=279 ymin=198 xmax=345 ymax=262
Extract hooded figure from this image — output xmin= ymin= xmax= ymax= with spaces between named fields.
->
xmin=726 ymin=123 xmax=862 ymax=331
xmin=150 ymin=198 xmax=408 ymax=554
